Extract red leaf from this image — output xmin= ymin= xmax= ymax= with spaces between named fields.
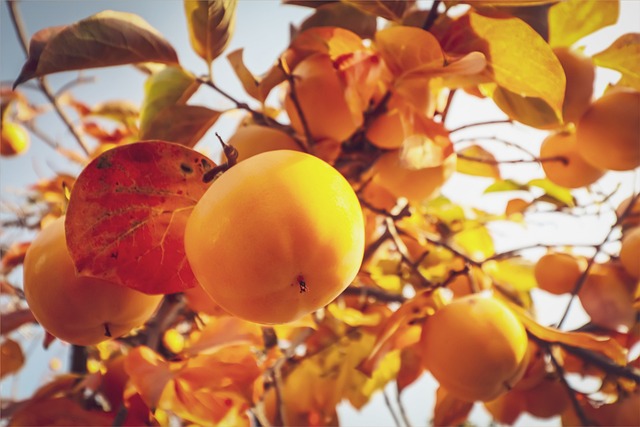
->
xmin=1 ymin=309 xmax=36 ymax=335
xmin=65 ymin=141 xmax=215 ymax=294
xmin=14 ymin=11 xmax=178 ymax=87
xmin=433 ymin=386 xmax=473 ymax=426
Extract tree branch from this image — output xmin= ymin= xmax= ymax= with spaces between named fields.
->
xmin=422 ymin=0 xmax=442 ymax=31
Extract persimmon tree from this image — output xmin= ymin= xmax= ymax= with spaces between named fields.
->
xmin=1 ymin=0 xmax=639 ymax=426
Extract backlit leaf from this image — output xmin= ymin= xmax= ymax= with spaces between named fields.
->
xmin=186 ymin=316 xmax=262 ymax=356
xmin=484 ymin=179 xmax=527 ymax=194
xmin=184 ymin=0 xmax=238 ymax=67
xmin=452 ymin=223 xmax=495 ymax=261
xmin=432 ymin=386 xmax=473 ymax=426
xmin=344 ymin=0 xmax=414 ymax=22
xmin=483 ymin=257 xmax=537 ymax=291
xmin=593 ymin=33 xmax=640 ymax=91
xmin=456 ymin=145 xmax=501 ymax=178
xmin=396 ymin=345 xmax=424 ymax=393
xmin=1 ymin=339 xmax=24 ymax=378
xmin=65 ymin=141 xmax=215 ymax=294
xmin=226 ymin=49 xmax=290 ymax=102
xmin=506 ymin=300 xmax=627 ymax=365
xmin=327 ymin=304 xmax=384 ymax=327
xmin=481 ymin=83 xmax=562 ymax=129
xmin=528 ymin=178 xmax=575 ymax=208
xmin=441 ymin=12 xmax=565 ymax=118
xmin=300 ymin=2 xmax=377 ymax=39
xmin=14 ymin=11 xmax=178 ymax=87
xmin=139 ymin=66 xmax=200 ymax=139
xmin=469 ymin=0 xmax=556 ymax=5
xmin=548 ymin=0 xmax=619 ymax=48
xmin=375 ymin=26 xmax=444 ymax=77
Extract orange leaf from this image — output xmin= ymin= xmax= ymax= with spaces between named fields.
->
xmin=1 ymin=241 xmax=30 ymax=274
xmin=359 ymin=289 xmax=443 ymax=376
xmin=0 ymin=339 xmax=24 ymax=378
xmin=1 ymin=309 xmax=36 ymax=335
xmin=506 ymin=300 xmax=627 ymax=365
xmin=8 ymin=397 xmax=114 ymax=426
xmin=14 ymin=11 xmax=178 ymax=87
xmin=375 ymin=26 xmax=444 ymax=77
xmin=290 ymin=27 xmax=365 ymax=62
xmin=396 ymin=345 xmax=424 ymax=394
xmin=65 ymin=141 xmax=215 ymax=294
xmin=125 ymin=346 xmax=180 ymax=408
xmin=186 ymin=316 xmax=262 ymax=356
xmin=432 ymin=386 xmax=474 ymax=426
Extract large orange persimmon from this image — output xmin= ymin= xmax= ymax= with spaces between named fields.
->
xmin=184 ymin=150 xmax=365 ymax=324
xmin=227 ymin=124 xmax=301 ymax=163
xmin=23 ymin=217 xmax=162 ymax=346
xmin=576 ymin=90 xmax=640 ymax=171
xmin=540 ymin=131 xmax=604 ymax=189
xmin=420 ymin=293 xmax=529 ymax=402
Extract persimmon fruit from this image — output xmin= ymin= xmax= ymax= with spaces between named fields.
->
xmin=534 ymin=252 xmax=585 ymax=295
xmin=284 ymin=53 xmax=362 ymax=142
xmin=553 ymin=47 xmax=595 ymax=124
xmin=620 ymin=227 xmax=640 ymax=278
xmin=1 ymin=121 xmax=30 ymax=157
xmin=227 ymin=124 xmax=300 ymax=162
xmin=576 ymin=90 xmax=640 ymax=171
xmin=420 ymin=294 xmax=529 ymax=402
xmin=23 ymin=217 xmax=162 ymax=346
xmin=184 ymin=150 xmax=365 ymax=324
xmin=372 ymin=151 xmax=456 ymax=204
xmin=540 ymin=131 xmax=604 ymax=188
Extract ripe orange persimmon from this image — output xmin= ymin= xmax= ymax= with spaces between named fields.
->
xmin=227 ymin=124 xmax=301 ymax=162
xmin=534 ymin=252 xmax=586 ymax=295
xmin=553 ymin=47 xmax=595 ymax=124
xmin=23 ymin=217 xmax=162 ymax=346
xmin=420 ymin=294 xmax=529 ymax=402
xmin=184 ymin=150 xmax=365 ymax=324
xmin=540 ymin=131 xmax=604 ymax=188
xmin=576 ymin=90 xmax=640 ymax=171
xmin=620 ymin=227 xmax=640 ymax=278
xmin=284 ymin=53 xmax=362 ymax=142
xmin=1 ymin=121 xmax=30 ymax=156
xmin=372 ymin=151 xmax=456 ymax=204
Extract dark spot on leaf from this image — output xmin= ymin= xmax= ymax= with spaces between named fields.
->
xmin=96 ymin=156 xmax=112 ymax=169
xmin=200 ymin=158 xmax=212 ymax=171
xmin=111 ymin=251 xmax=118 ymax=259
xmin=180 ymin=163 xmax=193 ymax=174
xmin=177 ymin=190 xmax=183 ymax=195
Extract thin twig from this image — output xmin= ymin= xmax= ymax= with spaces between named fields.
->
xmin=383 ymin=389 xmax=402 ymax=427
xmin=449 ymin=119 xmax=513 ymax=134
xmin=277 ymin=58 xmax=314 ymax=148
xmin=396 ymin=389 xmax=413 ymax=427
xmin=7 ymin=1 xmax=91 ymax=156
xmin=456 ymin=153 xmax=568 ymax=165
xmin=54 ymin=75 xmax=96 ymax=98
xmin=422 ymin=0 xmax=442 ymax=31
xmin=386 ymin=218 xmax=432 ymax=287
xmin=454 ymin=136 xmax=537 ymax=159
xmin=341 ymin=284 xmax=406 ymax=304
xmin=439 ymin=89 xmax=456 ymax=125
xmin=559 ymin=342 xmax=640 ymax=383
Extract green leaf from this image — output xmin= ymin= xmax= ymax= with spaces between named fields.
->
xmin=441 ymin=12 xmax=566 ymax=118
xmin=14 ymin=11 xmax=178 ymax=87
xmin=300 ymin=2 xmax=377 ymax=39
xmin=593 ymin=33 xmax=640 ymax=91
xmin=139 ymin=66 xmax=199 ymax=139
xmin=528 ymin=178 xmax=575 ymax=207
xmin=141 ymin=105 xmax=222 ymax=148
xmin=456 ymin=145 xmax=501 ymax=178
xmin=548 ymin=0 xmax=619 ymax=48
xmin=484 ymin=179 xmax=527 ymax=194
xmin=183 ymin=0 xmax=238 ymax=68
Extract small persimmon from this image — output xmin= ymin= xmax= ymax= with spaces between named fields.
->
xmin=620 ymin=227 xmax=640 ymax=278
xmin=540 ymin=131 xmax=604 ymax=189
xmin=23 ymin=217 xmax=162 ymax=346
xmin=1 ymin=121 xmax=30 ymax=157
xmin=576 ymin=90 xmax=640 ymax=171
xmin=184 ymin=150 xmax=365 ymax=324
xmin=420 ymin=294 xmax=529 ymax=402
xmin=534 ymin=252 xmax=586 ymax=295
xmin=227 ymin=124 xmax=301 ymax=163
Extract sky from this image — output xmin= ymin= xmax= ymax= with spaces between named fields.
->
xmin=1 ymin=1 xmax=639 ymax=426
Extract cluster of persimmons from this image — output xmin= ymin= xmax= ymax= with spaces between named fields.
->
xmin=1 ymin=0 xmax=639 ymax=426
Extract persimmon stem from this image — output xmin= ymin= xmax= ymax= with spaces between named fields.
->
xmin=7 ymin=0 xmax=91 ymax=156
xmin=449 ymin=119 xmax=513 ymax=134
xmin=202 ymin=133 xmax=238 ymax=183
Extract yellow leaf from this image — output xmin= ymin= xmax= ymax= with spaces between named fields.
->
xmin=549 ymin=0 xmax=619 ymax=48
xmin=327 ymin=304 xmax=384 ymax=327
xmin=593 ymin=33 xmax=640 ymax=91
xmin=456 ymin=144 xmax=501 ymax=178
xmin=442 ymin=12 xmax=566 ymax=118
xmin=0 ymin=339 xmax=24 ymax=378
xmin=451 ymin=223 xmax=495 ymax=261
xmin=183 ymin=0 xmax=238 ymax=67
xmin=375 ymin=26 xmax=444 ymax=77
xmin=483 ymin=257 xmax=537 ymax=291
